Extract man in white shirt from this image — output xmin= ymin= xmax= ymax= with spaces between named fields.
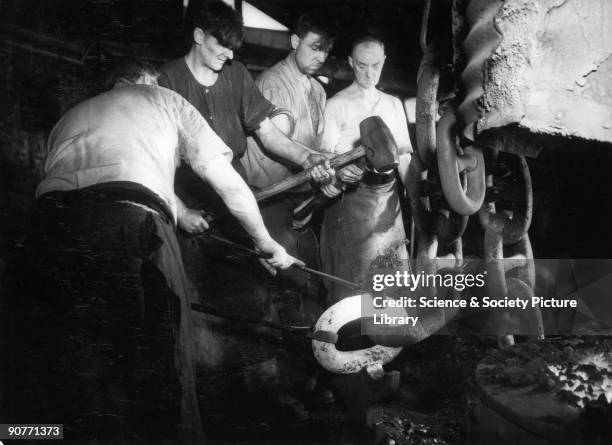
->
xmin=23 ymin=62 xmax=301 ymax=444
xmin=320 ymin=36 xmax=413 ymax=303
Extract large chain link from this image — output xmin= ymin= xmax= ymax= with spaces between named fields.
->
xmin=479 ymin=152 xmax=543 ymax=346
xmin=436 ymin=108 xmax=486 ymax=216
xmin=399 ymin=24 xmax=469 ymax=341
xmin=368 ymin=2 xmax=469 ymax=348
xmin=413 ymin=23 xmax=468 ymax=268
xmin=373 ymin=0 xmax=542 ymax=349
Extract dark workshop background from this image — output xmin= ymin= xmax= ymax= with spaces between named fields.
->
xmin=0 ymin=0 xmax=610 ymax=282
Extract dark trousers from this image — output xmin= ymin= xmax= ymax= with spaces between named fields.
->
xmin=4 ymin=191 xmax=203 ymax=444
xmin=259 ymin=193 xmax=324 ymax=322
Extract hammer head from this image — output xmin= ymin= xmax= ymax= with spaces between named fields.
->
xmin=359 ymin=116 xmax=399 ymax=172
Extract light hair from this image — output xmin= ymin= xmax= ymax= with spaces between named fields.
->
xmin=106 ymin=60 xmax=159 ymax=89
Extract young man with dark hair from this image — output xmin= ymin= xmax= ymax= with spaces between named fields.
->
xmin=294 ymin=12 xmax=333 ymax=45
xmin=191 ymin=0 xmax=244 ymax=52
xmin=158 ymin=1 xmax=332 ymax=235
xmin=241 ymin=11 xmax=336 ymax=302
xmin=242 ymin=10 xmax=334 ymax=250
xmin=243 ymin=13 xmax=335 ymax=190
xmin=157 ymin=3 xmax=335 ymax=335
xmin=240 ymin=12 xmax=338 ymax=411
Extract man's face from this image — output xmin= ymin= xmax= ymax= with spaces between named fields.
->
xmin=349 ymin=43 xmax=386 ymax=90
xmin=293 ymin=31 xmax=331 ymax=76
xmin=195 ymin=28 xmax=234 ymax=72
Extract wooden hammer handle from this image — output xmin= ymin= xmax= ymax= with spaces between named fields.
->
xmin=254 ymin=146 xmax=366 ymax=202
xmin=328 ymin=145 xmax=366 ymax=169
xmin=254 ymin=169 xmax=311 ymax=201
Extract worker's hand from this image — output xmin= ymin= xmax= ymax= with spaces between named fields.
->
xmin=301 ymin=153 xmax=335 ymax=184
xmin=255 ymin=238 xmax=305 ymax=276
xmin=320 ymin=177 xmax=344 ymax=198
xmin=178 ymin=207 xmax=210 ymax=235
xmin=336 ymin=164 xmax=364 ymax=183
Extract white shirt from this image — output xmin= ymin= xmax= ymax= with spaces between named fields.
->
xmin=321 ymin=82 xmax=412 ymax=156
xmin=37 ymin=84 xmax=232 ymax=222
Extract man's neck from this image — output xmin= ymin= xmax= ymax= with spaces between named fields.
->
xmin=185 ymin=49 xmax=219 ymax=86
xmin=352 ymin=81 xmax=380 ymax=101
xmin=289 ymin=52 xmax=309 ymax=82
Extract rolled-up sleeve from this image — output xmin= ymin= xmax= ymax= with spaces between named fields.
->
xmin=258 ymin=84 xmax=296 ymax=138
xmin=235 ymin=63 xmax=275 ymax=132
xmin=174 ymin=94 xmax=232 ymax=171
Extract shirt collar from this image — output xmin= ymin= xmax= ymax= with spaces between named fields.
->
xmin=286 ymin=52 xmax=310 ymax=87
xmin=348 ymin=81 xmax=381 ymax=102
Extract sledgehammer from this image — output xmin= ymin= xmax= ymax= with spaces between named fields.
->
xmin=254 ymin=115 xmax=399 ymax=202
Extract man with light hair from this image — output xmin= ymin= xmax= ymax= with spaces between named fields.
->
xmin=16 ymin=60 xmax=302 ymax=444
xmin=321 ymin=36 xmax=413 ymax=303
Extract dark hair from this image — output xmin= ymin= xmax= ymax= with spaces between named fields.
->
xmin=351 ymin=36 xmax=385 ymax=56
xmin=105 ymin=59 xmax=159 ymax=88
xmin=294 ymin=13 xmax=335 ymax=49
xmin=192 ymin=0 xmax=244 ymax=51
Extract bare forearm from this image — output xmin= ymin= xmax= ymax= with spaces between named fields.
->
xmin=255 ymin=118 xmax=313 ymax=166
xmin=192 ymin=157 xmax=272 ymax=245
xmin=186 ymin=155 xmax=303 ymax=271
xmin=218 ymin=184 xmax=272 ymax=245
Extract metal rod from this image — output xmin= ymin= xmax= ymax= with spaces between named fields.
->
xmin=295 ymin=264 xmax=362 ymax=291
xmin=190 ymin=302 xmax=310 ymax=331
xmin=205 ymin=233 xmax=362 ymax=290
xmin=207 ymin=233 xmax=271 ymax=258
xmin=190 ymin=301 xmax=338 ymax=344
